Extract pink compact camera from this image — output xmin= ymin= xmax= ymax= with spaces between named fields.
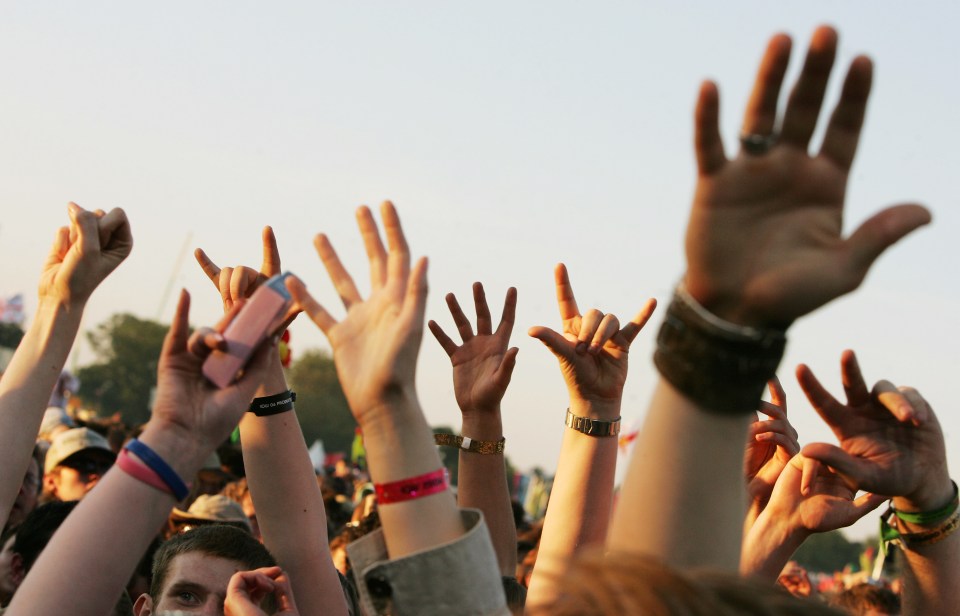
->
xmin=202 ymin=272 xmax=293 ymax=388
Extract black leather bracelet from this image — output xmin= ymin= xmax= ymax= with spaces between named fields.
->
xmin=653 ymin=286 xmax=786 ymax=414
xmin=249 ymin=390 xmax=297 ymax=416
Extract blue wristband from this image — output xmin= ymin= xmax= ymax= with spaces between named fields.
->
xmin=124 ymin=439 xmax=190 ymax=501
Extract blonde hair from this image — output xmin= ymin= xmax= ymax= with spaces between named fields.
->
xmin=530 ymin=550 xmax=844 ymax=616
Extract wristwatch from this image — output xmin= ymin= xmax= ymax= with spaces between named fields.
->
xmin=564 ymin=409 xmax=621 ymax=437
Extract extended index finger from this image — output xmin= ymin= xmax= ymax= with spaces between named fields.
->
xmin=796 ymin=363 xmax=846 ymax=429
xmin=554 ymin=263 xmax=580 ymax=322
xmin=194 ymin=248 xmax=222 ymax=286
xmin=767 ymin=376 xmax=787 ymax=411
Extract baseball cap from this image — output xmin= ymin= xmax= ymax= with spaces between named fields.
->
xmin=44 ymin=428 xmax=115 ymax=474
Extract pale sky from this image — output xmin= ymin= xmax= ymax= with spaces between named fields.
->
xmin=1 ymin=2 xmax=956 ymax=540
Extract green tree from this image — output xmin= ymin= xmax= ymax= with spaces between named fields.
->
xmin=793 ymin=530 xmax=866 ymax=573
xmin=286 ymin=349 xmax=356 ymax=458
xmin=77 ymin=313 xmax=167 ymax=424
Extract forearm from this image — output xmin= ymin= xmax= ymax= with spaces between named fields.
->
xmin=740 ymin=513 xmax=808 ymax=580
xmin=528 ymin=398 xmax=618 ymax=607
xmin=7 ymin=422 xmax=199 ymax=616
xmin=608 ymin=379 xmax=752 ymax=570
xmin=894 ymin=478 xmax=960 ymax=616
xmin=457 ymin=410 xmax=516 ymax=575
xmin=360 ymin=390 xmax=465 ymax=559
xmin=240 ymin=359 xmax=348 ymax=616
xmin=0 ymin=299 xmax=84 ymax=528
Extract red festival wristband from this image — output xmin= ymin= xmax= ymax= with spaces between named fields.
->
xmin=374 ymin=468 xmax=449 ymax=505
xmin=117 ymin=448 xmax=176 ymax=496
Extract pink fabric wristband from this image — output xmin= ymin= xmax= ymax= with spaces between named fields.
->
xmin=117 ymin=448 xmax=175 ymax=496
xmin=375 ymin=468 xmax=449 ymax=505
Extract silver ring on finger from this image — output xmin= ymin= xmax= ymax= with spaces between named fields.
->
xmin=739 ymin=132 xmax=778 ymax=156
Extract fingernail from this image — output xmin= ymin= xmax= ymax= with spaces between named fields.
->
xmin=575 ymin=342 xmax=587 ymax=354
xmin=588 ymin=343 xmax=600 ymax=355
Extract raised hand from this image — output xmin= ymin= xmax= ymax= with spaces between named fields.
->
xmin=742 ymin=452 xmax=885 ymax=578
xmin=686 ymin=26 xmax=930 ymax=328
xmin=195 ymin=226 xmax=299 ymax=325
xmin=38 ymin=202 xmax=133 ymax=305
xmin=149 ymin=290 xmax=273 ymax=454
xmin=528 ymin=264 xmax=656 ymax=415
xmin=798 ymin=350 xmax=951 ymax=511
xmin=428 ymin=283 xmax=518 ymax=416
xmin=745 ymin=377 xmax=801 ymax=516
xmin=286 ymin=202 xmax=428 ymax=425
xmin=225 ymin=567 xmax=300 ymax=616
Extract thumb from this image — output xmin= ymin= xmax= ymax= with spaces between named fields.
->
xmin=495 ymin=347 xmax=520 ymax=389
xmin=846 ymin=204 xmax=931 ymax=279
xmin=528 ymin=326 xmax=575 ymax=363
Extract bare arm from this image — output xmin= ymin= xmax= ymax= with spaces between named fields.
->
xmin=428 ymin=283 xmax=519 ymax=575
xmin=194 ymin=228 xmax=348 ymax=616
xmin=288 ymin=202 xmax=465 ymax=559
xmin=0 ymin=204 xmax=131 ymax=531
xmin=799 ymin=351 xmax=958 ymax=615
xmin=526 ymin=264 xmax=656 ymax=605
xmin=7 ymin=290 xmax=271 ymax=615
xmin=609 ymin=26 xmax=930 ymax=571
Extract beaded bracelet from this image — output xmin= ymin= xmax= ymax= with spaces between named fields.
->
xmin=124 ymin=439 xmax=191 ymax=501
xmin=374 ymin=469 xmax=449 ymax=505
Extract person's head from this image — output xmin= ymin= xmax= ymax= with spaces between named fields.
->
xmin=135 ymin=524 xmax=275 ymax=616
xmin=37 ymin=406 xmax=74 ymax=442
xmin=42 ymin=428 xmax=115 ymax=502
xmin=5 ymin=500 xmax=78 ymax=599
xmin=532 ymin=550 xmax=847 ymax=615
xmin=0 ymin=528 xmax=18 ymax=605
xmin=7 ymin=446 xmax=43 ymax=530
xmin=828 ymin=582 xmax=900 ymax=615
xmin=168 ymin=495 xmax=252 ymax=538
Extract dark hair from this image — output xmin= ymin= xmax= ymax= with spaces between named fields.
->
xmin=150 ymin=524 xmax=275 ymax=601
xmin=828 ymin=582 xmax=900 ymax=614
xmin=13 ymin=501 xmax=78 ymax=572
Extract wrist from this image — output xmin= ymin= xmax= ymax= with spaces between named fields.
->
xmin=254 ymin=352 xmax=289 ymax=398
xmin=137 ymin=421 xmax=209 ymax=484
xmin=568 ymin=397 xmax=621 ymax=421
xmin=744 ymin=512 xmax=809 ymax=577
xmin=34 ymin=296 xmax=85 ymax=322
xmin=893 ymin=474 xmax=955 ymax=517
xmin=460 ymin=412 xmax=504 ymax=441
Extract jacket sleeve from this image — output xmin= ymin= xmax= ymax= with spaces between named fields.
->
xmin=346 ymin=508 xmax=510 ymax=616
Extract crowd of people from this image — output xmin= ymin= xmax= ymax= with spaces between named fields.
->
xmin=0 ymin=25 xmax=955 ymax=616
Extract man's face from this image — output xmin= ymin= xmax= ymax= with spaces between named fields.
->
xmin=136 ymin=552 xmax=244 ymax=616
xmin=9 ymin=458 xmax=40 ymax=527
xmin=43 ymin=451 xmax=113 ymax=502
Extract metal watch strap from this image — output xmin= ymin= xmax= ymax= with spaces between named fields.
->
xmin=434 ymin=433 xmax=505 ymax=454
xmin=564 ymin=409 xmax=621 ymax=437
